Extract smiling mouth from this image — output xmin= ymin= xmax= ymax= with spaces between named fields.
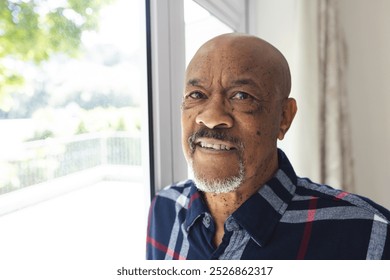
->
xmin=195 ymin=139 xmax=237 ymax=151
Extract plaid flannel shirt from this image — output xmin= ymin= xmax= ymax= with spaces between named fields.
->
xmin=146 ymin=149 xmax=390 ymax=260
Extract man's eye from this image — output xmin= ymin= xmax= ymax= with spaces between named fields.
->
xmin=188 ymin=91 xmax=206 ymax=99
xmin=232 ymin=91 xmax=251 ymax=100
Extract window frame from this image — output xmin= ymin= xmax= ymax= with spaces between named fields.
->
xmin=148 ymin=0 xmax=187 ymax=192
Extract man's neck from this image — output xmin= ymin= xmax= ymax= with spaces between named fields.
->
xmin=203 ymin=182 xmax=265 ymax=247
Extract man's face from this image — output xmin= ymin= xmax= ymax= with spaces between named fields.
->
xmin=181 ymin=39 xmax=286 ymax=193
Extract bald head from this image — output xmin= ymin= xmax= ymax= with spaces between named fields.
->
xmin=186 ymin=33 xmax=292 ymax=98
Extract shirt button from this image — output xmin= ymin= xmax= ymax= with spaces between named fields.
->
xmin=203 ymin=215 xmax=211 ymax=228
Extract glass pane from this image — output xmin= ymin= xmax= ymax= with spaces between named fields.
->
xmin=184 ymin=0 xmax=234 ymax=65
xmin=0 ymin=0 xmax=149 ymax=266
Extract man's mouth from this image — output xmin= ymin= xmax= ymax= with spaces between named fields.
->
xmin=188 ymin=129 xmax=242 ymax=154
xmin=195 ymin=138 xmax=237 ymax=151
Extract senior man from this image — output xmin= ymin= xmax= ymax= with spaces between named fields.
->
xmin=146 ymin=33 xmax=390 ymax=260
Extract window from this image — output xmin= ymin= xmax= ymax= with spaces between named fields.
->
xmin=0 ymin=0 xmax=150 ymax=265
xmin=185 ymin=0 xmax=233 ymax=65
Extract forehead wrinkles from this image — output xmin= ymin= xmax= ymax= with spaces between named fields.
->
xmin=186 ymin=51 xmax=259 ymax=83
xmin=186 ymin=54 xmax=275 ymax=96
xmin=186 ymin=35 xmax=291 ymax=97
xmin=186 ymin=55 xmax=221 ymax=89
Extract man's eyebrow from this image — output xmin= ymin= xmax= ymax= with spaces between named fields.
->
xmin=187 ymin=79 xmax=201 ymax=86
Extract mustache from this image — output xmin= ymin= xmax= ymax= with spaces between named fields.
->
xmin=188 ymin=128 xmax=243 ymax=151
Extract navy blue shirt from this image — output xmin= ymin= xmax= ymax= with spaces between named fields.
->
xmin=146 ymin=150 xmax=390 ymax=259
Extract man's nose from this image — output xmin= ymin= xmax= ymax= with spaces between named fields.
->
xmin=195 ymin=99 xmax=233 ymax=129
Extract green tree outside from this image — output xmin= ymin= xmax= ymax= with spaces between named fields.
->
xmin=0 ymin=0 xmax=113 ymax=111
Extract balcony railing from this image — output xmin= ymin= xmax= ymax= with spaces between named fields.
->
xmin=0 ymin=132 xmax=141 ymax=195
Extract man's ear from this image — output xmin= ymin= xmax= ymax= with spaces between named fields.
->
xmin=278 ymin=98 xmax=297 ymax=140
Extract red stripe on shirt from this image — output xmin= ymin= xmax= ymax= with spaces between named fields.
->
xmin=188 ymin=192 xmax=200 ymax=209
xmin=147 ymin=236 xmax=186 ymax=260
xmin=297 ymin=197 xmax=318 ymax=259
xmin=334 ymin=191 xmax=349 ymax=201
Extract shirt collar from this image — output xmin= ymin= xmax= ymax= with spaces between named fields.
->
xmin=232 ymin=149 xmax=297 ymax=246
xmin=185 ymin=149 xmax=297 ymax=246
xmin=185 ymin=183 xmax=209 ymax=230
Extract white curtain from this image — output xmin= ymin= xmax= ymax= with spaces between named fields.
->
xmin=317 ymin=0 xmax=354 ymax=192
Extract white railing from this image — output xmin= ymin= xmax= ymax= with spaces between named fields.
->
xmin=0 ymin=132 xmax=141 ymax=195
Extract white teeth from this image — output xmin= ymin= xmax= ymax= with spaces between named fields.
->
xmin=199 ymin=142 xmax=231 ymax=150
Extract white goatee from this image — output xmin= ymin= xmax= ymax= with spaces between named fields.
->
xmin=190 ymin=161 xmax=245 ymax=194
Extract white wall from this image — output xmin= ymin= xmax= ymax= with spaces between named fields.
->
xmin=254 ymin=0 xmax=321 ymax=184
xmin=339 ymin=0 xmax=390 ymax=209
xmin=254 ymin=0 xmax=390 ymax=209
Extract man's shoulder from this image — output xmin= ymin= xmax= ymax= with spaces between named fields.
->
xmin=295 ymin=177 xmax=390 ymax=222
